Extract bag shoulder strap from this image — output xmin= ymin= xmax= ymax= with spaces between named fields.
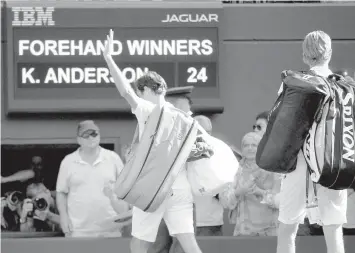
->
xmin=131 ymin=104 xmax=165 ymax=146
xmin=304 ymin=71 xmax=334 ymax=123
xmin=129 ymin=105 xmax=155 ymax=152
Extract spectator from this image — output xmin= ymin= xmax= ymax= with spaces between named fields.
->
xmin=56 ymin=120 xmax=127 ymax=237
xmin=1 ymin=191 xmax=26 ymax=231
xmin=230 ymin=144 xmax=243 ymax=161
xmin=25 ymin=183 xmax=61 ymax=232
xmin=253 ymin=111 xmax=269 ymax=136
xmin=220 ymin=132 xmax=281 ymax=236
xmin=192 ymin=115 xmax=225 ymax=236
xmin=1 ymin=156 xmax=45 ymax=192
xmin=165 ymin=86 xmax=194 ymax=116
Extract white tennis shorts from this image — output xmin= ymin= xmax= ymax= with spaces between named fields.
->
xmin=278 ymin=152 xmax=347 ymax=226
xmin=131 ymin=188 xmax=194 ymax=242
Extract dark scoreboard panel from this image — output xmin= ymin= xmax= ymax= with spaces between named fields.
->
xmin=3 ymin=1 xmax=223 ymax=114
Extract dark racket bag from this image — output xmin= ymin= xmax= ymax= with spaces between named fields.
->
xmin=303 ymin=74 xmax=355 ymax=190
xmin=256 ymin=70 xmax=329 ymax=174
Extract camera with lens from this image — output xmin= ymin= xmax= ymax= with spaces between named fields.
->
xmin=32 ymin=197 xmax=48 ymax=211
xmin=27 ymin=197 xmax=48 ymax=218
xmin=4 ymin=191 xmax=24 ymax=206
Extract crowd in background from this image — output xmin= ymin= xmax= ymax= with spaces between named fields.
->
xmin=1 ymin=0 xmax=354 ymax=242
xmin=2 ymin=106 xmax=353 ymax=237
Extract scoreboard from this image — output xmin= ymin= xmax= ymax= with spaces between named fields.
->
xmin=3 ymin=1 xmax=223 ymax=114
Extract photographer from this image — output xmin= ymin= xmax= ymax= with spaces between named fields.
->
xmin=21 ymin=183 xmax=61 ymax=232
xmin=1 ymin=191 xmax=34 ymax=232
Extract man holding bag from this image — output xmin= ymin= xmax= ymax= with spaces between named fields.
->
xmin=103 ymin=29 xmax=206 ymax=253
xmin=149 ymin=86 xmax=197 ymax=253
xmin=276 ymin=31 xmax=347 ymax=253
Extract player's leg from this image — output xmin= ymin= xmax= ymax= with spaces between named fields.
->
xmin=322 ymin=225 xmax=345 ymax=253
xmin=164 ymin=190 xmax=202 ymax=253
xmin=276 ymin=222 xmax=299 ymax=253
xmin=148 ymin=220 xmax=173 ymax=253
xmin=277 ymin=152 xmax=308 ymax=253
xmin=318 ymin=187 xmax=347 ymax=253
xmin=170 ymin=203 xmax=198 ymax=253
xmin=131 ymin=237 xmax=152 ymax=253
xmin=174 ymin=234 xmax=202 ymax=253
xmin=131 ymin=205 xmax=166 ymax=253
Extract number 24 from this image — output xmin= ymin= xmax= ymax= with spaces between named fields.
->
xmin=187 ymin=67 xmax=208 ymax=83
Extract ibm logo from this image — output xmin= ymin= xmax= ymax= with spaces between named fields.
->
xmin=12 ymin=7 xmax=55 ymax=26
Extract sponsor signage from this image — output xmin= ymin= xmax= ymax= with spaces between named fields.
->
xmin=3 ymin=2 xmax=222 ymax=114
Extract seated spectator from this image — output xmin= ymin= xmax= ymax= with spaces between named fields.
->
xmin=220 ymin=132 xmax=281 ymax=236
xmin=253 ymin=111 xmax=269 ymax=136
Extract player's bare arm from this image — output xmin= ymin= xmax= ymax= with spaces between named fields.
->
xmin=103 ymin=29 xmax=140 ymax=110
